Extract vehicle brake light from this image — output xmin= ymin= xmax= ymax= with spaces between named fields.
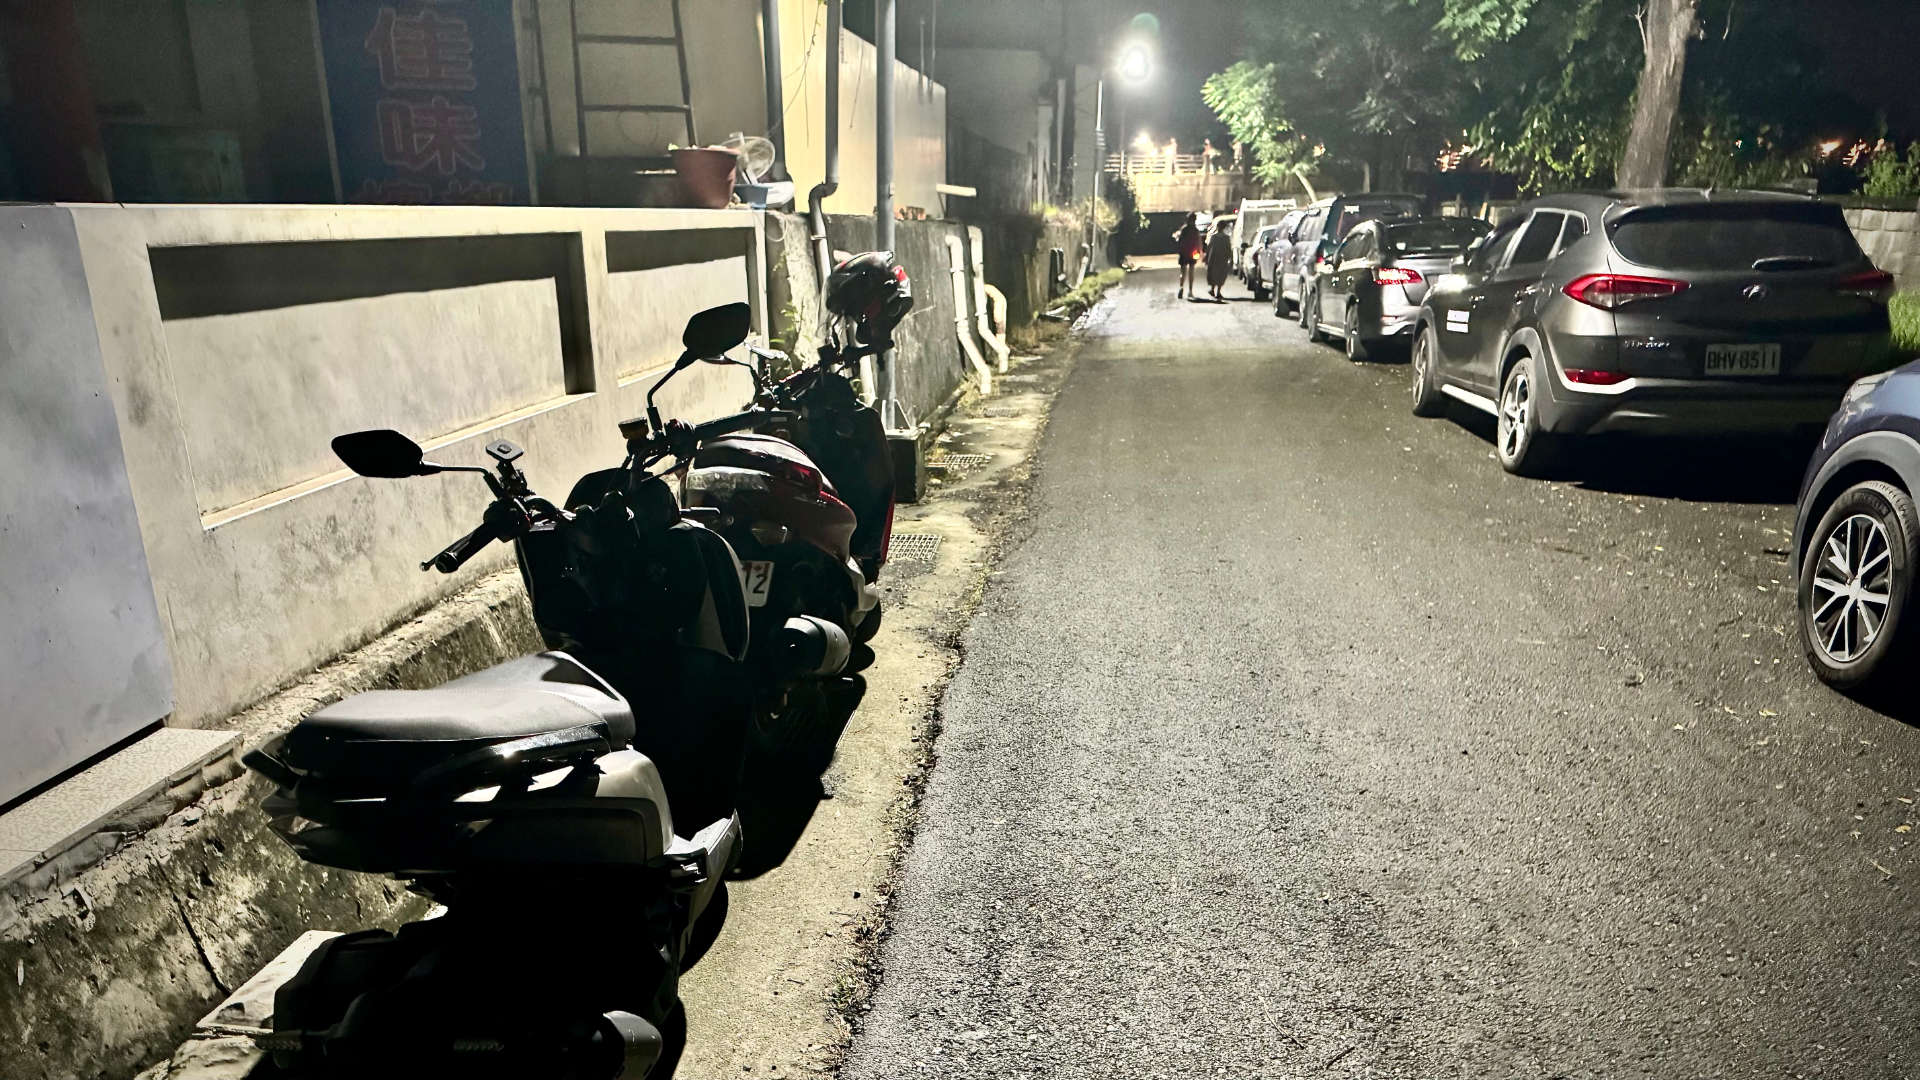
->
xmin=1837 ymin=268 xmax=1896 ymax=304
xmin=1562 ymin=368 xmax=1630 ymax=386
xmin=770 ymin=460 xmax=823 ymax=492
xmin=1373 ymin=267 xmax=1423 ymax=286
xmin=1561 ymin=274 xmax=1689 ymax=309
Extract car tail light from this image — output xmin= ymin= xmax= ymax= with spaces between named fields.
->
xmin=1562 ymin=368 xmax=1630 ymax=386
xmin=1836 ymin=268 xmax=1896 ymax=304
xmin=1562 ymin=274 xmax=1689 ymax=309
xmin=1373 ymin=267 xmax=1423 ymax=286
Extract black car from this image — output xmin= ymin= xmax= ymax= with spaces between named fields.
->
xmin=1411 ymin=190 xmax=1896 ymax=476
xmin=1305 ymin=216 xmax=1488 ymax=362
xmin=1794 ymin=359 xmax=1920 ymax=695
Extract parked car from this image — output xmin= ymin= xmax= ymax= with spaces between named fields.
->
xmin=1304 ymin=216 xmax=1489 ymax=361
xmin=1243 ymin=224 xmax=1287 ymax=299
xmin=1233 ymin=198 xmax=1298 ymax=279
xmin=1271 ymin=193 xmax=1425 ymax=317
xmin=1792 ymin=359 xmax=1920 ymax=697
xmin=1254 ymin=210 xmax=1305 ymax=300
xmin=1409 ymin=190 xmax=1897 ymax=476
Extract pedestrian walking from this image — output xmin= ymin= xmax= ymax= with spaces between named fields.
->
xmin=1204 ymin=217 xmax=1234 ymax=301
xmin=1173 ymin=212 xmax=1202 ymax=299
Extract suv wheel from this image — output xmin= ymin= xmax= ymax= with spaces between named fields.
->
xmin=1799 ymin=480 xmax=1920 ymax=694
xmin=1302 ymin=288 xmax=1323 ymax=340
xmin=1410 ymin=326 xmax=1445 ymax=417
xmin=1495 ymin=357 xmax=1558 ymax=477
xmin=1344 ymin=305 xmax=1370 ymax=363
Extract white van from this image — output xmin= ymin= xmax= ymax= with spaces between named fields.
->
xmin=1231 ymin=199 xmax=1298 ymax=278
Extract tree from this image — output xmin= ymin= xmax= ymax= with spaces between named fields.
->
xmin=1208 ymin=0 xmax=1466 ymax=194
xmin=1617 ymin=0 xmax=1700 ymax=187
xmin=1200 ymin=61 xmax=1320 ymax=198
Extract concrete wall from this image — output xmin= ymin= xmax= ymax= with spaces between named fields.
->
xmin=1125 ymin=172 xmax=1249 ymax=215
xmin=937 ymin=48 xmax=1049 ymax=160
xmin=65 ymin=204 xmax=766 ymax=729
xmin=0 ymin=207 xmax=174 ymax=804
xmin=1845 ymin=206 xmax=1920 ymax=292
xmin=774 ymin=0 xmax=947 ymax=217
xmin=526 ymin=0 xmax=769 ymax=157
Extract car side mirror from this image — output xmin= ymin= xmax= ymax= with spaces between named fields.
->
xmin=681 ymin=302 xmax=752 ymax=363
xmin=332 ymin=429 xmax=438 ymax=478
xmin=1451 ymin=255 xmax=1470 ymax=273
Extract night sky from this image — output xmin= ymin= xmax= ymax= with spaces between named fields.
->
xmin=855 ymin=1 xmax=1920 ymax=150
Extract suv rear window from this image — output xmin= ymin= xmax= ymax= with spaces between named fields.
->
xmin=1332 ymin=198 xmax=1422 ymax=241
xmin=1387 ymin=219 xmax=1487 ymax=255
xmin=1610 ymin=203 xmax=1864 ymax=272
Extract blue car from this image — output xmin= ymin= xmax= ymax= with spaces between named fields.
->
xmin=1794 ymin=359 xmax=1920 ymax=693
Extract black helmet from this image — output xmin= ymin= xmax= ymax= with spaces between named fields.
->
xmin=825 ymin=251 xmax=914 ymax=334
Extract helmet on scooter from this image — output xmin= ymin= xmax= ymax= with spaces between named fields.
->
xmin=825 ymin=251 xmax=914 ymax=334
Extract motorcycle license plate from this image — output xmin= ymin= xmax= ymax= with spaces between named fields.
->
xmin=740 ymin=561 xmax=774 ymax=607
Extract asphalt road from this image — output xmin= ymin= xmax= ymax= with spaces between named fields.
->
xmin=839 ymin=270 xmax=1920 ymax=1079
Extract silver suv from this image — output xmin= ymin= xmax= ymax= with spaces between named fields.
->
xmin=1409 ymin=190 xmax=1897 ymax=476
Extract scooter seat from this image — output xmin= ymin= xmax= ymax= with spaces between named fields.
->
xmin=285 ymin=653 xmax=634 ymax=782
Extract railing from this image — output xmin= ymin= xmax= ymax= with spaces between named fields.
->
xmin=1104 ymin=152 xmax=1236 ymax=177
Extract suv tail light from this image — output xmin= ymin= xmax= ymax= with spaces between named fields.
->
xmin=1562 ymin=274 xmax=1689 ymax=309
xmin=1373 ymin=267 xmax=1423 ymax=286
xmin=1562 ymin=368 xmax=1630 ymax=386
xmin=1837 ymin=268 xmax=1896 ymax=304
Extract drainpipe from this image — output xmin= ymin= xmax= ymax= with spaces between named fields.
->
xmin=874 ymin=0 xmax=900 ymax=429
xmin=944 ymin=233 xmax=992 ymax=396
xmin=967 ymin=226 xmax=1010 ymax=373
xmin=760 ymin=0 xmax=787 ymax=179
xmin=875 ymin=0 xmax=895 ymax=253
xmin=807 ymin=0 xmax=843 ymax=293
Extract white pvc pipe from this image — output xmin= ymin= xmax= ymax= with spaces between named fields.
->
xmin=944 ymin=233 xmax=992 ymax=395
xmin=967 ymin=227 xmax=1011 ymax=372
xmin=983 ymin=284 xmax=1009 ymax=340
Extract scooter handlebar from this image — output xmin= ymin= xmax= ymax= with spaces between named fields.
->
xmin=421 ymin=517 xmax=500 ymax=573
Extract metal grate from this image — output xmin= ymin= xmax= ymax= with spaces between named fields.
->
xmin=889 ymin=533 xmax=943 ymax=562
xmin=929 ymin=453 xmax=992 ymax=473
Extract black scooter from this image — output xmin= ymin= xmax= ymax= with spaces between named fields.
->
xmin=243 ymin=306 xmax=780 ymax=1079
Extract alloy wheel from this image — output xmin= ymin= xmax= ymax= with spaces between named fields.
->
xmin=1810 ymin=514 xmax=1895 ymax=663
xmin=1412 ymin=337 xmax=1429 ymax=401
xmin=1345 ymin=308 xmax=1361 ymax=360
xmin=1498 ymin=368 xmax=1531 ymax=462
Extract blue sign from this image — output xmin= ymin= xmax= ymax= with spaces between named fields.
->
xmin=315 ymin=0 xmax=530 ymax=205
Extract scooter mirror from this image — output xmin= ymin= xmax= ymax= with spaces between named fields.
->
xmin=682 ymin=302 xmax=752 ymax=360
xmin=331 ymin=429 xmax=437 ymax=478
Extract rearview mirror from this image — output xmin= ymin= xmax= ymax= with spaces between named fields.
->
xmin=332 ymin=429 xmax=434 ymax=478
xmin=1451 ymin=255 xmax=1470 ymax=273
xmin=682 ymin=302 xmax=752 ymax=361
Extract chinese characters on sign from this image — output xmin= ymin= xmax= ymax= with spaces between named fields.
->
xmin=316 ymin=0 xmax=529 ymax=205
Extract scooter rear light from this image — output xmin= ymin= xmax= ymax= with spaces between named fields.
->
xmin=1372 ymin=267 xmax=1423 ymax=286
xmin=878 ymin=500 xmax=896 ymax=566
xmin=769 ymin=460 xmax=823 ymax=492
xmin=1562 ymin=368 xmax=1630 ymax=386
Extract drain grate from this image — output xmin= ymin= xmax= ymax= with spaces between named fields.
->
xmin=929 ymin=453 xmax=992 ymax=472
xmin=889 ymin=533 xmax=943 ymax=562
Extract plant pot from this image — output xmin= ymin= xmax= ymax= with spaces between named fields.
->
xmin=672 ymin=147 xmax=740 ymax=210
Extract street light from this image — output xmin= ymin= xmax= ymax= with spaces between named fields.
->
xmin=1117 ymin=44 xmax=1153 ymax=86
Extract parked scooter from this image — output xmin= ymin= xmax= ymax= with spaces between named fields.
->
xmin=242 ymin=305 xmax=779 ymax=1079
xmin=655 ymin=253 xmax=914 ymax=756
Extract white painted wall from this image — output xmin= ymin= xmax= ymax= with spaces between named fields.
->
xmin=775 ymin=0 xmax=946 ymax=217
xmin=0 ymin=207 xmax=173 ymax=803
xmin=68 ymin=204 xmax=768 ymax=726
